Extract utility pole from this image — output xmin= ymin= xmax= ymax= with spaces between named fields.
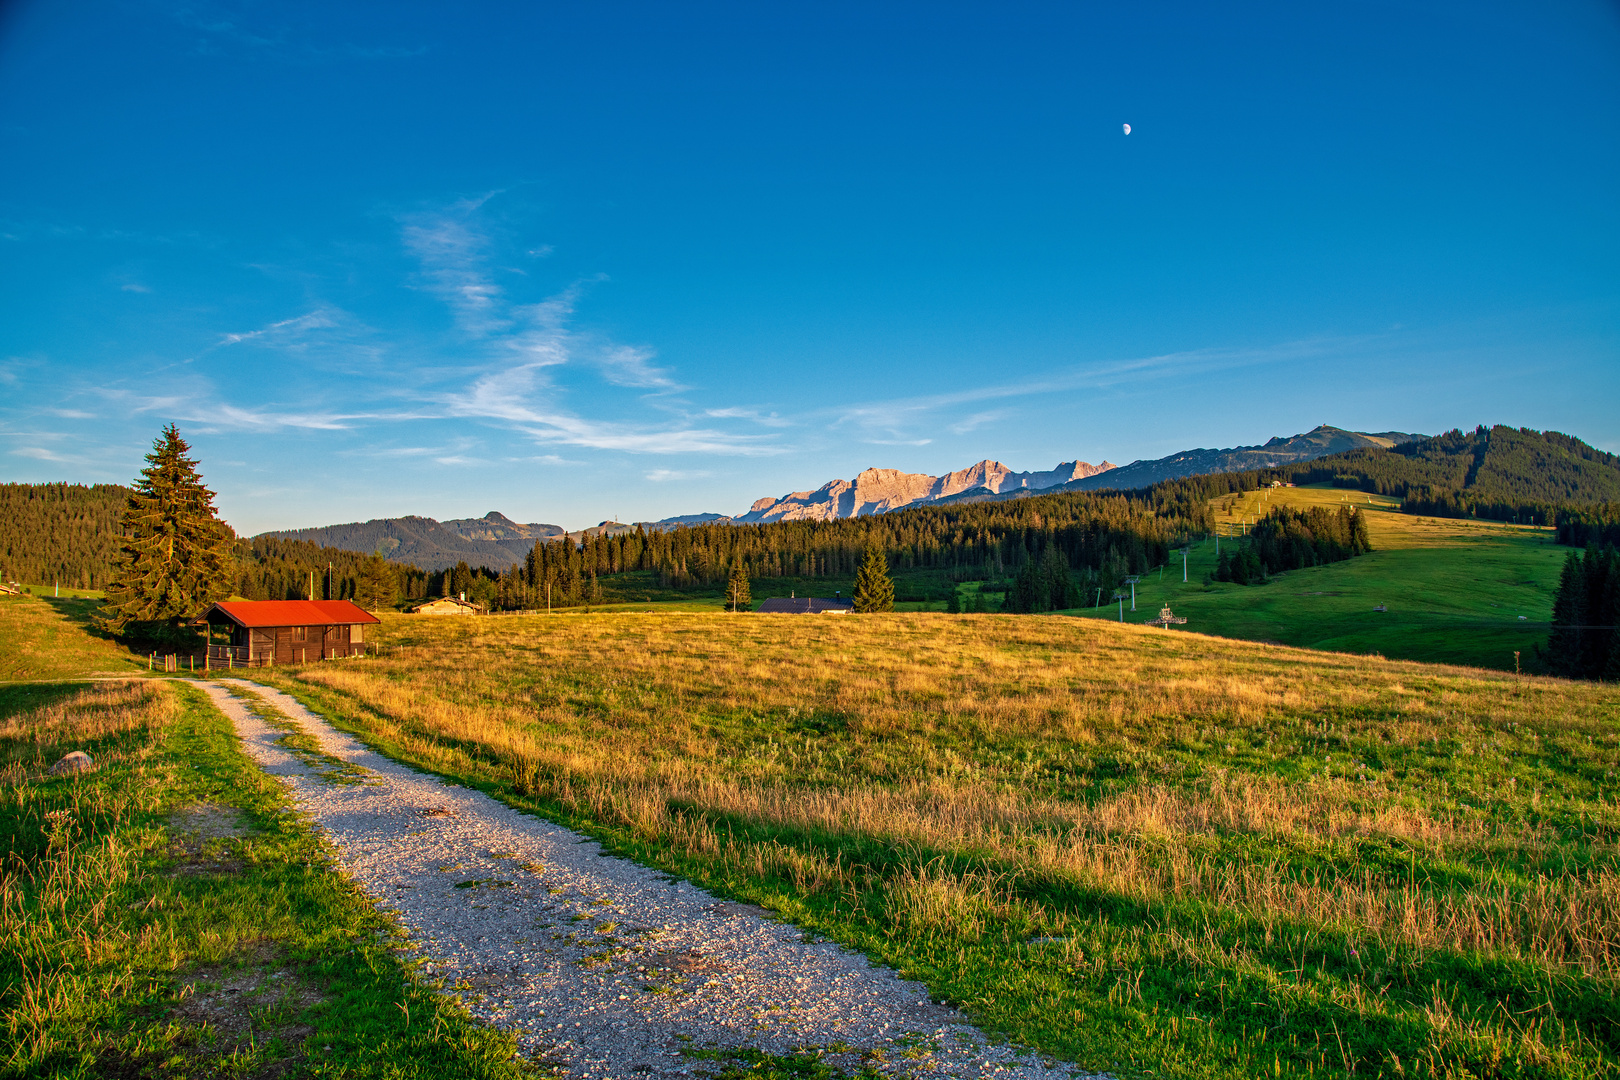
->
xmin=1182 ymin=547 xmax=1189 ymax=583
xmin=1124 ymin=576 xmax=1141 ymax=611
xmin=546 ymin=581 xmax=551 ymax=614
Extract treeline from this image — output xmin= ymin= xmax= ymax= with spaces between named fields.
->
xmin=1542 ymin=547 xmax=1620 ymax=681
xmin=0 ymin=482 xmax=129 ymax=588
xmin=234 ymin=537 xmax=511 ymax=608
xmin=1272 ymin=426 xmax=1620 ymax=528
xmin=499 ymin=487 xmax=1212 ymax=609
xmin=1215 ymin=505 xmax=1371 ymax=585
xmin=1555 ymin=504 xmax=1620 ymax=549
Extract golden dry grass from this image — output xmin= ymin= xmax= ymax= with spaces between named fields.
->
xmin=261 ymin=611 xmax=1620 ymax=1078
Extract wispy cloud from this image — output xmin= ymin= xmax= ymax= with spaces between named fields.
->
xmin=646 ymin=468 xmax=713 ymax=482
xmin=445 ymin=363 xmax=779 ymax=454
xmin=120 ymin=282 xmax=151 ymax=293
xmin=399 ymin=198 xmax=770 ymax=455
xmin=175 ymin=4 xmax=428 ymax=64
xmin=218 ymin=309 xmax=339 ymax=347
xmin=949 ymin=409 xmax=1011 ymax=435
xmin=90 ymin=386 xmax=423 ymax=433
xmin=705 ymin=406 xmax=792 ymax=427
xmin=10 ymin=446 xmax=71 ymax=462
xmin=828 ymin=339 xmax=1345 ymax=444
xmin=401 ymin=197 xmax=508 ymax=334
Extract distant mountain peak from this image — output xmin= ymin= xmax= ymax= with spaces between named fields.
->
xmin=735 ymin=458 xmax=1115 ymax=523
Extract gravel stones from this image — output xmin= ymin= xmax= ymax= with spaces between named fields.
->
xmin=201 ymin=679 xmax=1090 ymax=1079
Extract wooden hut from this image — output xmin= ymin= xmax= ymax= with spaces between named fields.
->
xmin=411 ymin=596 xmax=481 ymax=615
xmin=755 ymin=596 xmax=854 ymax=614
xmin=204 ymin=599 xmax=381 ymax=668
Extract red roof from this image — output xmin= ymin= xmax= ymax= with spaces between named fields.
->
xmin=207 ymin=599 xmax=382 ymax=628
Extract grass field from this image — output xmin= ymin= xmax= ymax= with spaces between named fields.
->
xmin=0 ymin=615 xmax=536 ymax=1075
xmin=1063 ymin=486 xmax=1564 ymax=673
xmin=234 ymin=609 xmax=1620 ymax=1080
xmin=0 ymin=593 xmax=143 ymax=681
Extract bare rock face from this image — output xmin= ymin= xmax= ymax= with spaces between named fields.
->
xmin=738 ymin=458 xmax=1116 ymax=523
xmin=49 ymin=751 xmax=94 ymax=776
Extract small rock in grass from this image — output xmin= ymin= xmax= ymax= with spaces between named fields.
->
xmin=50 ymin=751 xmax=94 ymax=776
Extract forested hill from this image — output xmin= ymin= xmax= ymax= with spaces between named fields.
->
xmin=503 ymin=483 xmax=1213 ymax=609
xmin=1065 ymin=425 xmax=1426 ymax=492
xmin=1275 ymin=426 xmax=1620 ymax=522
xmin=0 ymin=482 xmax=129 ymax=589
xmin=0 ymin=482 xmax=445 ymax=602
xmin=258 ymin=515 xmax=541 ymax=571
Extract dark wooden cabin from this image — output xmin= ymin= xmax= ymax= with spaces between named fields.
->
xmin=755 ymin=597 xmax=854 ymax=614
xmin=204 ymin=599 xmax=381 ymax=668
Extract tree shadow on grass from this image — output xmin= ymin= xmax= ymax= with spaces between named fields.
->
xmin=41 ymin=595 xmax=112 ymax=635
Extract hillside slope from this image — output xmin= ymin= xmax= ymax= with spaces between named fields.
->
xmin=1282 ymin=425 xmax=1620 ymax=514
xmin=0 ymin=482 xmax=130 ymax=589
xmin=259 ymin=514 xmax=546 ymax=571
xmin=1067 ymin=425 xmax=1424 ymax=492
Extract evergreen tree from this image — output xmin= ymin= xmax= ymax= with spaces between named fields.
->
xmin=1545 ymin=551 xmax=1588 ymax=677
xmin=945 ymin=589 xmax=961 ymax=614
xmin=725 ymin=562 xmax=752 ymax=611
xmin=99 ymin=425 xmax=235 ymax=641
xmin=355 ymin=554 xmax=400 ymax=611
xmin=852 ymin=546 xmax=894 ymax=613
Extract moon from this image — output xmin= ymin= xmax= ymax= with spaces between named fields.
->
xmin=1122 ymin=123 xmax=1131 ymax=135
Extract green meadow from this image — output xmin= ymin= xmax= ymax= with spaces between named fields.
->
xmin=254 ymin=606 xmax=1620 ymax=1080
xmin=0 ymin=488 xmax=1612 ymax=1080
xmin=1063 ymin=486 xmax=1563 ymax=672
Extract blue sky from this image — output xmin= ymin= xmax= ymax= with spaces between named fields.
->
xmin=2 ymin=1 xmax=1616 ymax=534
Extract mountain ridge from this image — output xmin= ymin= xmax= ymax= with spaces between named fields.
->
xmin=250 ymin=426 xmax=1427 ymax=570
xmin=1062 ymin=425 xmax=1426 ymax=493
xmin=734 ymin=458 xmax=1118 ymax=523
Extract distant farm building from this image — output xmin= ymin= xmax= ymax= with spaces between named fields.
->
xmin=756 ymin=596 xmax=855 ymax=615
xmin=204 ymin=600 xmax=381 ymax=668
xmin=411 ymin=596 xmax=482 ymax=615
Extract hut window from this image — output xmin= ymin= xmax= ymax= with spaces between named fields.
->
xmin=294 ymin=626 xmax=306 ymax=641
xmin=351 ymin=624 xmax=364 ymax=643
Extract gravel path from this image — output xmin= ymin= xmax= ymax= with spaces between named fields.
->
xmin=200 ymin=678 xmax=1089 ymax=1079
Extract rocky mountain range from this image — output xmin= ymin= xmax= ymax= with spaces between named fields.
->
xmin=257 ymin=425 xmax=1427 ymax=571
xmin=734 ymin=459 xmax=1118 ymax=523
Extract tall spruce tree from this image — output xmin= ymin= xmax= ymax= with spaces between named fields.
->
xmin=1544 ymin=551 xmax=1588 ymax=678
xmin=355 ymin=554 xmax=400 ymax=611
xmin=725 ymin=562 xmax=751 ymax=611
xmin=99 ymin=425 xmax=236 ymax=641
xmin=852 ymin=546 xmax=894 ymax=613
